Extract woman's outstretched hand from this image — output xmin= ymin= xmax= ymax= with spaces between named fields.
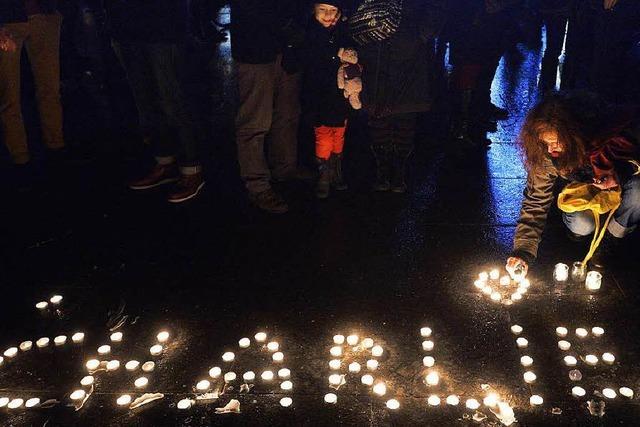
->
xmin=506 ymin=257 xmax=529 ymax=280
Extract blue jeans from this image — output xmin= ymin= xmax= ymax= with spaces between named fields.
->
xmin=563 ymin=176 xmax=640 ymax=238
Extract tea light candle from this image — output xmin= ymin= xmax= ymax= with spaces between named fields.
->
xmin=386 ymin=399 xmax=400 ymax=410
xmin=371 ymin=345 xmax=384 ymax=357
xmin=25 ymin=398 xmax=40 ymax=410
xmin=511 ymin=325 xmax=523 ymax=335
xmin=489 ymin=269 xmax=500 ymax=280
xmin=483 ymin=393 xmax=499 ymax=407
xmin=254 ymin=332 xmax=267 ymax=342
xmin=197 ymin=379 xmax=211 ymax=390
xmin=70 ymin=389 xmax=86 ymax=400
xmin=267 ymin=341 xmax=279 ymax=352
xmin=110 ymin=332 xmax=123 ymax=343
xmin=556 ymin=327 xmax=568 ymax=337
xmin=8 ymin=399 xmax=24 ymax=409
xmin=142 ymin=361 xmax=155 ymax=372
xmin=569 ymin=369 xmax=582 ymax=381
xmin=575 ymin=328 xmax=588 ymax=338
xmin=592 ymin=327 xmax=604 ymax=337
xmin=619 ymin=387 xmax=634 ymax=398
xmin=373 ymin=382 xmax=387 ymax=396
xmin=558 ymin=340 xmax=571 ymax=351
xmin=420 ymin=327 xmax=433 ymax=337
xmin=224 ymin=372 xmax=237 ymax=382
xmin=106 ymin=360 xmax=120 ymax=371
xmin=50 ymin=295 xmax=63 ymax=304
xmin=602 ymin=388 xmax=617 ymax=399
xmin=135 ymin=377 xmax=148 ymax=388
xmin=511 ymin=293 xmax=523 ymax=301
xmin=149 ymin=344 xmax=163 ymax=356
xmin=157 ymin=331 xmax=170 ymax=343
xmin=428 ymin=395 xmax=441 ymax=406
xmin=523 ymin=371 xmax=537 ymax=383
xmin=3 ymin=347 xmax=17 ymax=358
xmin=564 ymin=355 xmax=578 ymax=366
xmin=554 ymin=263 xmax=569 ymax=281
xmin=422 ymin=340 xmax=434 ymax=351
xmin=54 ymin=335 xmax=67 ymax=346
xmin=330 ymin=346 xmax=342 ymax=357
xmin=520 ymin=356 xmax=534 ymax=367
xmin=97 ymin=345 xmax=111 ymax=355
xmin=221 ymin=351 xmax=235 ymax=362
xmin=529 ymin=395 xmax=543 ymax=406
xmin=425 ymin=371 xmax=440 ymax=386
xmin=499 ymin=276 xmax=511 ymax=287
xmin=36 ymin=338 xmax=50 ymax=348
xmin=243 ymin=371 xmax=256 ymax=382
xmin=585 ymin=354 xmax=598 ymax=365
xmin=209 ymin=367 xmax=221 ymax=378
xmin=86 ymin=359 xmax=100 ymax=370
xmin=329 ymin=374 xmax=342 ymax=386
xmin=0 ymin=398 xmax=8 ymax=408
xmin=177 ymin=398 xmax=193 ymax=409
xmin=516 ymin=337 xmax=528 ymax=348
xmin=349 ymin=362 xmax=361 ymax=373
xmin=126 ymin=360 xmax=140 ymax=371
xmin=479 ymin=272 xmax=489 ymax=281
xmin=366 ymin=359 xmax=379 ymax=370
xmin=280 ymin=397 xmax=293 ymax=407
xmin=474 ymin=280 xmax=485 ymax=289
xmin=490 ymin=292 xmax=501 ymax=302
xmin=520 ymin=278 xmax=531 ymax=288
xmin=36 ymin=301 xmax=48 ymax=310
xmin=571 ymin=262 xmax=586 ymax=282
xmin=329 ymin=359 xmax=341 ymax=370
xmin=346 ymin=335 xmax=359 ymax=346
xmin=80 ymin=376 xmax=94 ymax=386
xmin=446 ymin=395 xmax=460 ymax=406
xmin=272 ymin=352 xmax=284 ymax=363
xmin=585 ymin=271 xmax=602 ymax=291
xmin=72 ymin=332 xmax=85 ymax=343
xmin=423 ymin=356 xmax=435 ymax=367
xmin=572 ymin=386 xmax=586 ymax=397
xmin=482 ymin=286 xmax=492 ymax=295
xmin=324 ymin=393 xmax=337 ymax=404
xmin=238 ymin=338 xmax=250 ymax=348
xmin=278 ymin=368 xmax=291 ymax=379
xmin=280 ymin=380 xmax=293 ymax=390
xmin=362 ymin=338 xmax=374 ymax=349
xmin=361 ymin=374 xmax=374 ymax=386
xmin=602 ymin=352 xmax=615 ymax=364
xmin=333 ymin=335 xmax=345 ymax=344
xmin=116 ymin=395 xmax=132 ymax=406
xmin=261 ymin=370 xmax=274 ymax=381
xmin=466 ymin=399 xmax=480 ymax=410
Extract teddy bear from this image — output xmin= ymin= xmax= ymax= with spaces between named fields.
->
xmin=337 ymin=48 xmax=363 ymax=110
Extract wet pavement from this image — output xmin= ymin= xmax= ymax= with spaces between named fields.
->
xmin=1 ymin=10 xmax=640 ymax=427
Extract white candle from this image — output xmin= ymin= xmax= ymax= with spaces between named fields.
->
xmin=36 ymin=338 xmax=50 ymax=348
xmin=575 ymin=328 xmax=588 ymax=338
xmin=261 ymin=370 xmax=274 ymax=381
xmin=479 ymin=272 xmax=489 ymax=281
xmin=465 ymin=399 xmax=480 ymax=410
xmin=97 ymin=345 xmax=111 ymax=355
xmin=371 ymin=345 xmax=384 ymax=357
xmin=8 ymin=399 xmax=24 ymax=409
xmin=324 ymin=393 xmax=337 ymax=404
xmin=591 ymin=327 xmax=605 ymax=337
xmin=556 ymin=327 xmax=568 ymax=337
xmin=54 ymin=335 xmax=67 ymax=346
xmin=346 ymin=335 xmax=359 ymax=346
xmin=208 ymin=366 xmax=221 ymax=378
xmin=267 ymin=341 xmax=279 ymax=352
xmin=149 ymin=344 xmax=163 ymax=356
xmin=602 ymin=352 xmax=615 ymax=364
xmin=125 ymin=360 xmax=140 ymax=371
xmin=446 ymin=395 xmax=460 ymax=406
xmin=511 ymin=293 xmax=523 ymax=301
xmin=221 ymin=351 xmax=235 ymax=362
xmin=520 ymin=278 xmax=531 ymax=288
xmin=510 ymin=325 xmax=523 ymax=335
xmin=602 ymin=388 xmax=617 ymax=399
xmin=554 ymin=263 xmax=569 ymax=281
xmin=280 ymin=397 xmax=293 ymax=407
xmin=474 ymin=280 xmax=485 ymax=289
xmin=523 ymin=371 xmax=537 ymax=383
xmin=80 ymin=375 xmax=94 ymax=386
xmin=330 ymin=346 xmax=342 ymax=357
xmin=585 ymin=271 xmax=602 ymax=291
xmin=3 ymin=347 xmax=17 ymax=358
xmin=489 ymin=269 xmax=500 ymax=280
xmin=427 ymin=395 xmax=440 ymax=406
xmin=361 ymin=374 xmax=374 ymax=386
xmin=70 ymin=389 xmax=86 ymax=400
xmin=243 ymin=371 xmax=256 ymax=382
xmin=328 ymin=374 xmax=342 ymax=386
xmin=142 ymin=361 xmax=155 ymax=372
xmin=36 ymin=301 xmax=48 ymax=310
xmin=425 ymin=371 xmax=440 ymax=386
xmin=280 ymin=380 xmax=293 ymax=390
xmin=224 ymin=372 xmax=237 ymax=382
xmin=619 ymin=387 xmax=634 ymax=398
xmin=386 ymin=399 xmax=400 ymax=410
xmin=238 ymin=338 xmax=250 ymax=348
xmin=516 ymin=337 xmax=528 ymax=349
xmin=366 ymin=359 xmax=379 ymax=370
xmin=585 ymin=354 xmax=598 ymax=365
xmin=157 ymin=331 xmax=170 ymax=343
xmin=106 ymin=360 xmax=120 ymax=371
xmin=86 ymin=359 xmax=100 ymax=370
xmin=333 ymin=335 xmax=345 ymax=345
xmin=135 ymin=377 xmax=149 ymax=388
xmin=529 ymin=395 xmax=543 ymax=406
xmin=278 ymin=368 xmax=291 ymax=379
xmin=558 ymin=340 xmax=571 ymax=351
xmin=116 ymin=395 xmax=132 ymax=406
xmin=196 ymin=379 xmax=210 ymax=391
xmin=25 ymin=398 xmax=40 ymax=408
xmin=490 ymin=292 xmax=501 ymax=302
xmin=572 ymin=386 xmax=586 ymax=397
xmin=499 ymin=276 xmax=511 ymax=287
xmin=423 ymin=356 xmax=435 ymax=367
xmin=329 ymin=359 xmax=341 ymax=370
xmin=50 ymin=295 xmax=63 ymax=304
xmin=177 ymin=398 xmax=193 ymax=410
xmin=564 ymin=355 xmax=578 ymax=366
xmin=254 ymin=332 xmax=267 ymax=342
xmin=483 ymin=393 xmax=499 ymax=407
xmin=272 ymin=352 xmax=284 ymax=363
xmin=361 ymin=338 xmax=374 ymax=349
xmin=349 ymin=362 xmax=361 ymax=373
xmin=72 ymin=332 xmax=85 ymax=343
xmin=0 ymin=398 xmax=8 ymax=408
xmin=110 ymin=332 xmax=123 ymax=343
xmin=422 ymin=340 xmax=434 ymax=351
xmin=520 ymin=356 xmax=533 ymax=367
xmin=372 ymin=382 xmax=387 ymax=396
xmin=482 ymin=286 xmax=492 ymax=295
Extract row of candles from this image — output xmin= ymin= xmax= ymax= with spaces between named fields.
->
xmin=474 ymin=269 xmax=531 ymax=305
xmin=553 ymin=263 xmax=602 ymax=291
xmin=511 ymin=325 xmax=544 ymax=406
xmin=178 ymin=331 xmax=293 ymax=410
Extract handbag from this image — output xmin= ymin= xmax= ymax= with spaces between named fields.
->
xmin=348 ymin=0 xmax=403 ymax=46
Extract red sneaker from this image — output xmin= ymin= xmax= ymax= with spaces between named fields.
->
xmin=167 ymin=173 xmax=205 ymax=203
xmin=129 ymin=163 xmax=179 ymax=190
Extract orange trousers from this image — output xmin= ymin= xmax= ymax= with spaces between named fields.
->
xmin=314 ymin=123 xmax=346 ymax=160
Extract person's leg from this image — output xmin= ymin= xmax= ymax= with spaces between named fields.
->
xmin=270 ymin=55 xmax=302 ymax=179
xmin=609 ymin=175 xmax=640 ymax=238
xmin=369 ymin=116 xmax=393 ymax=191
xmin=331 ymin=124 xmax=347 ymax=190
xmin=390 ymin=113 xmax=417 ymax=193
xmin=540 ymin=14 xmax=567 ymax=92
xmin=0 ymin=23 xmax=29 ymax=164
xmin=314 ymin=126 xmax=333 ymax=199
xmin=562 ymin=211 xmax=596 ymax=237
xmin=25 ymin=13 xmax=65 ymax=152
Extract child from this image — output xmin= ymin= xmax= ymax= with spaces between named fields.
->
xmin=300 ymin=1 xmax=354 ymax=199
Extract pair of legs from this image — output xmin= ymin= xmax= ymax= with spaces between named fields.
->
xmin=314 ymin=124 xmax=347 ymax=199
xmin=0 ymin=13 xmax=64 ymax=165
xmin=563 ymin=176 xmax=640 ymax=238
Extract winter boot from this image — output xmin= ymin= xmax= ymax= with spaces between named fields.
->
xmin=331 ymin=153 xmax=348 ymax=191
xmin=390 ymin=145 xmax=413 ymax=193
xmin=371 ymin=144 xmax=392 ymax=192
xmin=316 ymin=157 xmax=332 ymax=199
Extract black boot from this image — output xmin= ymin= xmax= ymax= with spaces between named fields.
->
xmin=316 ymin=157 xmax=332 ymax=199
xmin=331 ymin=153 xmax=348 ymax=191
xmin=589 ymin=232 xmax=622 ymax=271
xmin=390 ymin=145 xmax=412 ymax=193
xmin=370 ymin=145 xmax=391 ymax=192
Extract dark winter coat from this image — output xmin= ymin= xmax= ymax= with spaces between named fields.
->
xmin=299 ymin=18 xmax=351 ymax=127
xmin=105 ymin=0 xmax=189 ymax=44
xmin=0 ymin=0 xmax=57 ymax=24
xmin=356 ymin=0 xmax=447 ymax=118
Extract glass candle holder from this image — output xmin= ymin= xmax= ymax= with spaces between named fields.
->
xmin=571 ymin=262 xmax=586 ymax=282
xmin=554 ymin=263 xmax=569 ymax=282
xmin=585 ymin=271 xmax=602 ymax=291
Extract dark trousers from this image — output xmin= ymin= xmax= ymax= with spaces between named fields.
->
xmin=540 ymin=13 xmax=567 ymax=91
xmin=369 ymin=113 xmax=417 ymax=153
xmin=235 ymin=55 xmax=301 ymax=194
xmin=112 ymin=40 xmax=199 ymax=166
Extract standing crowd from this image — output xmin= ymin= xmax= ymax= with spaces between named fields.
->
xmin=1 ymin=1 xmax=639 ymax=268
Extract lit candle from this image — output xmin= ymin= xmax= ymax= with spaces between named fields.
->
xmin=499 ymin=276 xmax=510 ymax=287
xmin=0 ymin=398 xmax=8 ymax=408
xmin=3 ymin=347 xmax=17 ymax=358
xmin=479 ymin=272 xmax=489 ymax=281
xmin=427 ymin=395 xmax=440 ymax=406
xmin=280 ymin=397 xmax=293 ymax=407
xmin=243 ymin=371 xmax=256 ymax=381
xmin=371 ymin=345 xmax=384 ymax=357
xmin=97 ymin=345 xmax=111 ymax=355
xmin=254 ymin=332 xmax=267 ymax=342
xmin=278 ymin=368 xmax=291 ymax=379
xmin=517 ymin=286 xmax=528 ymax=295
xmin=422 ymin=340 xmax=434 ymax=351
xmin=106 ymin=360 xmax=120 ymax=371
xmin=54 ymin=335 xmax=67 ymax=346
xmin=511 ymin=293 xmax=523 ymax=301
xmin=362 ymin=338 xmax=374 ymax=349
xmin=465 ymin=399 xmax=480 ymax=410
xmin=386 ymin=399 xmax=400 ymax=410
xmin=272 ymin=352 xmax=284 ymax=363
xmin=224 ymin=372 xmax=237 ymax=382
xmin=446 ymin=395 xmax=460 ymax=406
xmin=585 ymin=354 xmax=598 ymax=365
xmin=125 ymin=360 xmax=140 ymax=371
xmin=602 ymin=352 xmax=615 ymax=364
xmin=25 ymin=398 xmax=40 ymax=408
xmin=324 ymin=393 xmax=337 ymax=404
xmin=261 ymin=370 xmax=274 ymax=381
xmin=209 ymin=367 xmax=221 ymax=378
xmin=516 ymin=337 xmax=528 ymax=349
xmin=602 ymin=388 xmax=617 ymax=399
xmin=36 ymin=338 xmax=50 ymax=348
xmin=196 ymin=379 xmax=211 ymax=391
xmin=575 ymin=328 xmax=588 ymax=338
xmin=592 ymin=327 xmax=605 ymax=337
xmin=177 ymin=398 xmax=193 ymax=410
xmin=116 ymin=395 xmax=132 ymax=406
xmin=372 ymin=382 xmax=387 ymax=396
xmin=529 ymin=395 xmax=543 ymax=406
xmin=482 ymin=286 xmax=492 ymax=295
xmin=280 ymin=380 xmax=293 ymax=391
xmin=149 ymin=344 xmax=163 ymax=356
xmin=520 ymin=356 xmax=533 ymax=367
xmin=619 ymin=387 xmax=634 ymax=398
xmin=346 ymin=335 xmax=359 ymax=346
xmin=553 ymin=263 xmax=569 ymax=281
xmin=423 ymin=356 xmax=435 ymax=367
xmin=72 ymin=332 xmax=85 ymax=343
xmin=50 ymin=295 xmax=63 ymax=304
xmin=585 ymin=271 xmax=602 ymax=291
xmin=328 ymin=374 xmax=342 ymax=386
xmin=558 ymin=340 xmax=571 ymax=351
xmin=483 ymin=393 xmax=499 ymax=407
xmin=564 ymin=355 xmax=578 ymax=366
xmin=267 ymin=342 xmax=279 ymax=352
xmin=157 ymin=331 xmax=170 ymax=343
xmin=86 ymin=359 xmax=100 ymax=370
xmin=571 ymin=262 xmax=586 ymax=282
xmin=489 ymin=269 xmax=500 ymax=280
xmin=70 ymin=389 xmax=86 ymax=401
xmin=36 ymin=301 xmax=48 ymax=310
xmin=142 ymin=361 xmax=155 ymax=372
xmin=329 ymin=359 xmax=341 ymax=370
xmin=474 ymin=280 xmax=485 ymax=289
xmin=425 ymin=371 xmax=439 ymax=386
xmin=556 ymin=327 xmax=568 ymax=337
xmin=366 ymin=359 xmax=379 ymax=370
xmin=8 ymin=399 xmax=24 ymax=409
xmin=571 ymin=386 xmax=586 ymax=397
xmin=330 ymin=346 xmax=342 ymax=357
xmin=520 ymin=279 xmax=531 ymax=288
xmin=222 ymin=351 xmax=235 ymax=362
xmin=238 ymin=338 xmax=250 ymax=348
xmin=523 ymin=371 xmax=537 ymax=384
xmin=333 ymin=335 xmax=345 ymax=345
xmin=490 ymin=292 xmax=501 ymax=302
xmin=361 ymin=374 xmax=374 ymax=386
xmin=510 ymin=325 xmax=523 ymax=335
xmin=349 ymin=362 xmax=361 ymax=373
xmin=80 ymin=376 xmax=94 ymax=386
xmin=110 ymin=332 xmax=123 ymax=343
xmin=135 ymin=377 xmax=149 ymax=388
